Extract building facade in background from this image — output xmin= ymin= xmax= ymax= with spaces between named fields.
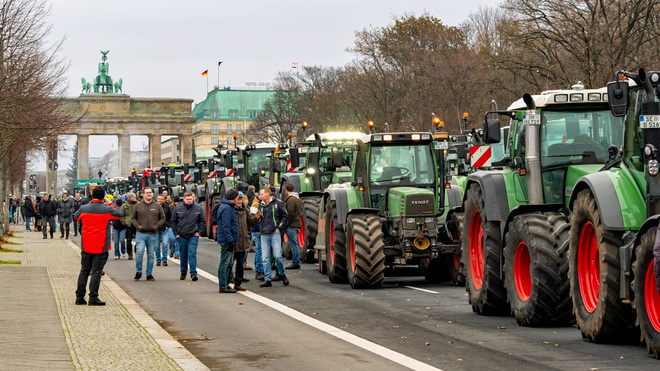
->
xmin=192 ymin=88 xmax=275 ymax=150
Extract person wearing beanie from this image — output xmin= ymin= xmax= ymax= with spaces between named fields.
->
xmin=74 ymin=186 xmax=123 ymax=306
xmin=216 ymin=187 xmax=240 ymax=293
xmin=120 ymin=192 xmax=138 ymax=260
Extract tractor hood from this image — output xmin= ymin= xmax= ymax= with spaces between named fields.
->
xmin=388 ymin=187 xmax=436 ymax=217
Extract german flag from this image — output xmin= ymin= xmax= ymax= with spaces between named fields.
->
xmin=201 ymin=70 xmax=208 ymax=76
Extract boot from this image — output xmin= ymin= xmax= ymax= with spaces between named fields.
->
xmin=50 ymin=231 xmax=53 ymax=239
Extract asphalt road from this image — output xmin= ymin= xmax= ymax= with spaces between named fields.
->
xmin=82 ymin=235 xmax=659 ymax=371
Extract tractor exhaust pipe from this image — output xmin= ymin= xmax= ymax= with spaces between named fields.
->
xmin=523 ymin=93 xmax=543 ymax=204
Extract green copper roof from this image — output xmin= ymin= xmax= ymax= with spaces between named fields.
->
xmin=195 ymin=149 xmax=217 ymax=159
xmin=192 ymin=88 xmax=275 ymax=122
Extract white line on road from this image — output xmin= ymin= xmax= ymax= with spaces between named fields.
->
xmin=170 ymin=257 xmax=443 ymax=371
xmin=403 ymin=285 xmax=441 ymax=294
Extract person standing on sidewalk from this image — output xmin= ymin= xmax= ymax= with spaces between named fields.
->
xmin=72 ymin=192 xmax=82 ymax=237
xmin=216 ymin=188 xmax=239 ymax=293
xmin=172 ymin=191 xmax=206 ymax=281
xmin=255 ymin=187 xmax=290 ymax=287
xmin=74 ymin=187 xmax=123 ymax=306
xmin=156 ymin=194 xmax=173 ymax=267
xmin=57 ymin=192 xmax=75 ymax=239
xmin=121 ymin=192 xmax=137 ymax=260
xmin=131 ymin=187 xmax=165 ymax=281
xmin=233 ymin=192 xmax=259 ymax=291
xmin=112 ymin=198 xmax=127 ymax=260
xmin=284 ymin=183 xmax=302 ymax=270
xmin=24 ymin=195 xmax=36 ymax=231
xmin=40 ymin=194 xmax=57 ymax=239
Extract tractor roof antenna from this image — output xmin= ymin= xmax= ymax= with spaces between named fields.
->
xmin=384 ymin=122 xmax=389 ymax=133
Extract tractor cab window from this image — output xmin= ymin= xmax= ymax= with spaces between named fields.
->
xmin=370 ymin=144 xmax=435 ymax=186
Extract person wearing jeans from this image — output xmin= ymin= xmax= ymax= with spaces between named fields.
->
xmin=283 ymin=184 xmax=302 ymax=269
xmin=112 ymin=224 xmax=126 ymax=259
xmin=255 ymin=187 xmax=289 ymax=287
xmin=216 ymin=188 xmax=239 ymax=293
xmin=24 ymin=195 xmax=36 ymax=231
xmin=171 ymin=191 xmax=206 ymax=281
xmin=131 ymin=187 xmax=165 ymax=281
xmin=156 ymin=194 xmax=173 ymax=266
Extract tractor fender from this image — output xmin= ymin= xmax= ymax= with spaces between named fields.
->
xmin=325 ymin=188 xmax=355 ymax=225
xmin=633 ymin=216 xmax=660 ymax=251
xmin=281 ymin=173 xmax=303 ymax=193
xmin=205 ymin=178 xmax=217 ymax=195
xmin=502 ymin=203 xmax=565 ymax=242
xmin=569 ymin=172 xmax=625 ymax=231
xmin=464 ymin=171 xmax=509 ymax=223
xmin=447 ymin=184 xmax=463 ymax=210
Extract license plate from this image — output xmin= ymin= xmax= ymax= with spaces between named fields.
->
xmin=640 ymin=115 xmax=660 ymax=128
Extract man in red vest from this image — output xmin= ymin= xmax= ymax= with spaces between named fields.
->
xmin=74 ymin=187 xmax=123 ymax=306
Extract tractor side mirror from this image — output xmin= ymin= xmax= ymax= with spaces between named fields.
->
xmin=183 ymin=163 xmax=189 ymax=174
xmin=289 ymin=148 xmax=300 ymax=168
xmin=483 ymin=119 xmax=501 ymax=144
xmin=208 ymin=160 xmax=215 ymax=172
xmin=225 ymin=154 xmax=233 ymax=169
xmin=331 ymin=150 xmax=343 ymax=168
xmin=607 ymin=80 xmax=629 ymax=117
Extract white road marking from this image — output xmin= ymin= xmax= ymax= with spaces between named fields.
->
xmin=170 ymin=257 xmax=443 ymax=371
xmin=403 ymin=285 xmax=441 ymax=294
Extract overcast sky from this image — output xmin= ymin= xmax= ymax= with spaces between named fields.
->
xmin=34 ymin=0 xmax=492 ymax=172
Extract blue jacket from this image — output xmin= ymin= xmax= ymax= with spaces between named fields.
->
xmin=258 ymin=197 xmax=288 ymax=235
xmin=216 ymin=198 xmax=238 ymax=244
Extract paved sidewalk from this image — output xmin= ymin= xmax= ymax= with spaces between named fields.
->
xmin=0 ymin=228 xmax=207 ymax=370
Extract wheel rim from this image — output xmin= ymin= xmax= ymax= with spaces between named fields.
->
xmin=299 ymin=215 xmax=305 ymax=247
xmin=469 ymin=209 xmax=484 ymax=290
xmin=514 ymin=242 xmax=532 ymax=302
xmin=578 ymin=221 xmax=600 ymax=313
xmin=329 ymin=215 xmax=335 ymax=265
xmin=350 ymin=233 xmax=356 ymax=272
xmin=645 ymin=261 xmax=660 ymax=333
xmin=453 ymin=254 xmax=460 ymax=270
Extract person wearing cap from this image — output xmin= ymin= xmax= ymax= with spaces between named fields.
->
xmin=216 ymin=188 xmax=240 ymax=293
xmin=255 ymin=186 xmax=290 ymax=287
xmin=171 ymin=191 xmax=206 ymax=281
xmin=74 ymin=187 xmax=123 ymax=306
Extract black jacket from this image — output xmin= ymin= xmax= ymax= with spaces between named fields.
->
xmin=159 ymin=202 xmax=173 ymax=231
xmin=40 ymin=199 xmax=58 ymax=217
xmin=171 ymin=202 xmax=206 ymax=239
xmin=24 ymin=198 xmax=37 ymax=217
xmin=257 ymin=197 xmax=288 ymax=235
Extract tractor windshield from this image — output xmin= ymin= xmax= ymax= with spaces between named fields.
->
xmin=370 ymin=144 xmax=435 ymax=186
xmin=247 ymin=148 xmax=272 ymax=175
xmin=540 ymin=109 xmax=624 ymax=166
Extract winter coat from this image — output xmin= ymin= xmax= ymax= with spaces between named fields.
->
xmin=40 ymin=199 xmax=58 ymax=217
xmin=257 ymin=197 xmax=288 ymax=235
xmin=249 ymin=197 xmax=260 ymax=233
xmin=57 ymin=198 xmax=75 ymax=223
xmin=23 ymin=198 xmax=37 ymax=217
xmin=284 ymin=192 xmax=302 ymax=229
xmin=216 ymin=198 xmax=238 ymax=244
xmin=159 ymin=202 xmax=173 ymax=231
xmin=75 ymin=200 xmax=123 ymax=254
xmin=246 ymin=190 xmax=256 ymax=210
xmin=171 ymin=202 xmax=206 ymax=239
xmin=131 ymin=200 xmax=165 ymax=234
xmin=235 ymin=204 xmax=259 ymax=252
xmin=120 ymin=201 xmax=134 ymax=228
xmin=73 ymin=197 xmax=82 ymax=212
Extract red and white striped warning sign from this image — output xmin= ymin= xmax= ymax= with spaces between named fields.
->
xmin=208 ymin=170 xmax=218 ymax=179
xmin=183 ymin=174 xmax=192 ymax=182
xmin=287 ymin=159 xmax=297 ymax=172
xmin=226 ymin=168 xmax=235 ymax=177
xmin=471 ymin=146 xmax=492 ymax=168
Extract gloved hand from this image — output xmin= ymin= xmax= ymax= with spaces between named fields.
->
xmin=227 ymin=241 xmax=236 ymax=251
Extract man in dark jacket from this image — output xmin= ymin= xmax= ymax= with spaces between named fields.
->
xmin=74 ymin=187 xmax=123 ymax=306
xmin=72 ymin=192 xmax=82 ymax=236
xmin=255 ymin=186 xmax=289 ymax=287
xmin=284 ymin=183 xmax=302 ymax=269
xmin=58 ymin=192 xmax=75 ymax=239
xmin=156 ymin=194 xmax=173 ymax=266
xmin=172 ymin=191 xmax=206 ymax=281
xmin=216 ymin=188 xmax=239 ymax=293
xmin=40 ymin=194 xmax=58 ymax=239
xmin=24 ymin=196 xmax=36 ymax=231
xmin=232 ymin=192 xmax=259 ymax=291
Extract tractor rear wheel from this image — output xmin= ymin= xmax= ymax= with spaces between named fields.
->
xmin=568 ymin=189 xmax=636 ymax=342
xmin=632 ymin=228 xmax=660 ymax=358
xmin=302 ymin=196 xmax=322 ymax=257
xmin=462 ymin=183 xmax=508 ymax=315
xmin=346 ymin=214 xmax=385 ymax=289
xmin=503 ymin=212 xmax=572 ymax=326
xmin=325 ymin=199 xmax=347 ymax=283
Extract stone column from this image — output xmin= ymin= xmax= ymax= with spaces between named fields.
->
xmin=77 ymin=134 xmax=89 ymax=181
xmin=118 ymin=134 xmax=131 ymax=177
xmin=179 ymin=135 xmax=193 ymax=164
xmin=45 ymin=152 xmax=53 ymax=195
xmin=149 ymin=133 xmax=161 ymax=168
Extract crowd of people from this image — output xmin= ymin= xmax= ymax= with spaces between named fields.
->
xmin=34 ymin=182 xmax=303 ymax=305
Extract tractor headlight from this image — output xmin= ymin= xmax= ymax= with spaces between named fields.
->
xmin=306 ymin=168 xmax=315 ymax=175
xmin=424 ymin=217 xmax=435 ymax=224
xmin=649 ymin=159 xmax=659 ymax=176
xmin=406 ymin=218 xmax=415 ymax=224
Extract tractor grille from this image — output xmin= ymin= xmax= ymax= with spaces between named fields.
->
xmin=405 ymin=194 xmax=435 ymax=215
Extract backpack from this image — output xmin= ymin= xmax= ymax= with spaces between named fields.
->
xmin=209 ymin=202 xmax=221 ymax=228
xmin=112 ymin=218 xmax=126 ymax=231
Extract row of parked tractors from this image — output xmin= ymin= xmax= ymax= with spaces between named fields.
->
xmin=104 ymin=68 xmax=659 ymax=358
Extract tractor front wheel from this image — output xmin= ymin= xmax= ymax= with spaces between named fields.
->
xmin=346 ymin=214 xmax=385 ymax=289
xmin=325 ymin=199 xmax=347 ymax=283
xmin=632 ymin=228 xmax=660 ymax=358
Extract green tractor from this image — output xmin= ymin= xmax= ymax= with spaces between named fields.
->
xmin=283 ymin=132 xmax=363 ymax=263
xmin=566 ymin=69 xmax=660 ymax=355
xmin=462 ymin=84 xmax=624 ymax=326
xmin=315 ymin=131 xmax=453 ymax=288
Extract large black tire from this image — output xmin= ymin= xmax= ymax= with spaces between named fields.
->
xmin=462 ymin=183 xmax=509 ymax=315
xmin=632 ymin=228 xmax=660 ymax=358
xmin=568 ymin=189 xmax=637 ymax=343
xmin=325 ymin=199 xmax=347 ymax=283
xmin=346 ymin=214 xmax=386 ymax=289
xmin=302 ymin=196 xmax=322 ymax=259
xmin=446 ymin=211 xmax=465 ymax=286
xmin=503 ymin=212 xmax=572 ymax=326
